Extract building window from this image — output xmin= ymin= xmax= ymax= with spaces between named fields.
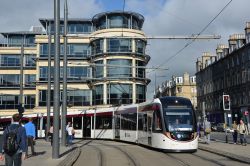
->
xmin=91 ymin=39 xmax=104 ymax=55
xmin=176 ymin=77 xmax=183 ymax=84
xmin=96 ymin=17 xmax=106 ymax=30
xmin=136 ymin=84 xmax=146 ymax=103
xmin=39 ymin=66 xmax=90 ymax=81
xmin=93 ymin=60 xmax=103 ymax=78
xmin=68 ymin=67 xmax=91 ymax=80
xmin=25 ymin=55 xmax=36 ymax=67
xmin=68 ymin=90 xmax=91 ymax=106
xmin=135 ymin=39 xmax=146 ymax=54
xmin=109 ymin=15 xmax=129 ymax=28
xmin=107 ymin=38 xmax=132 ymax=53
xmin=25 ymin=74 xmax=36 ymax=87
xmin=94 ymin=84 xmax=103 ymax=105
xmin=107 ymin=83 xmax=132 ymax=105
xmin=177 ymin=87 xmax=182 ymax=93
xmin=107 ymin=59 xmax=132 ymax=78
xmin=0 ymin=95 xmax=19 ymax=109
xmin=0 ymin=55 xmax=20 ymax=67
xmin=24 ymin=95 xmax=35 ymax=109
xmin=68 ymin=23 xmax=92 ymax=34
xmin=136 ymin=60 xmax=145 ymax=78
xmin=0 ymin=74 xmax=20 ymax=87
xmin=67 ymin=44 xmax=90 ymax=58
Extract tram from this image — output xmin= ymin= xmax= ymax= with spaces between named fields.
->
xmin=0 ymin=96 xmax=198 ymax=152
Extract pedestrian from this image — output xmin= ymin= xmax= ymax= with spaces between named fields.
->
xmin=67 ymin=123 xmax=75 ymax=146
xmin=232 ymin=120 xmax=238 ymax=144
xmin=66 ymin=122 xmax=71 ymax=145
xmin=24 ymin=118 xmax=36 ymax=156
xmin=237 ymin=119 xmax=249 ymax=146
xmin=204 ymin=118 xmax=211 ymax=144
xmin=0 ymin=113 xmax=27 ymax=166
xmin=49 ymin=124 xmax=53 ymax=146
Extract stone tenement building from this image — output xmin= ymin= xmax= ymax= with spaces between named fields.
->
xmin=155 ymin=72 xmax=197 ymax=108
xmin=196 ymin=22 xmax=250 ymax=124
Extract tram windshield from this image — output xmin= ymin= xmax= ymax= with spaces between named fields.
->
xmin=163 ymin=107 xmax=194 ymax=132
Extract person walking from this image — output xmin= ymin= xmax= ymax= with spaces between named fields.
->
xmin=66 ymin=122 xmax=71 ymax=146
xmin=232 ymin=120 xmax=238 ymax=144
xmin=237 ymin=119 xmax=249 ymax=146
xmin=204 ymin=118 xmax=211 ymax=144
xmin=24 ymin=118 xmax=36 ymax=156
xmin=0 ymin=113 xmax=27 ymax=166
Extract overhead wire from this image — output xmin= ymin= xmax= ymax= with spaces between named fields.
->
xmin=147 ymin=0 xmax=233 ymax=74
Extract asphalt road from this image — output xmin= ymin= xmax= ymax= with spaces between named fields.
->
xmin=74 ymin=140 xmax=249 ymax=166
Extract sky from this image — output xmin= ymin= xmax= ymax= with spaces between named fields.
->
xmin=1 ymin=0 xmax=250 ymax=99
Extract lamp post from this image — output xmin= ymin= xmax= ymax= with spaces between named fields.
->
xmin=61 ymin=0 xmax=68 ymax=147
xmin=46 ymin=22 xmax=52 ymax=142
xmin=52 ymin=0 xmax=60 ymax=159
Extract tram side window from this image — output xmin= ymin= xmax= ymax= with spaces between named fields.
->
xmin=95 ymin=116 xmax=112 ymax=129
xmin=121 ymin=113 xmax=136 ymax=130
xmin=138 ymin=114 xmax=143 ymax=130
xmin=73 ymin=117 xmax=82 ymax=130
xmin=153 ymin=110 xmax=163 ymax=132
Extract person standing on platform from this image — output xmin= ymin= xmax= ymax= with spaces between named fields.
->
xmin=237 ymin=119 xmax=249 ymax=146
xmin=24 ymin=118 xmax=36 ymax=156
xmin=0 ymin=113 xmax=27 ymax=166
xmin=232 ymin=121 xmax=238 ymax=144
xmin=204 ymin=118 xmax=211 ymax=144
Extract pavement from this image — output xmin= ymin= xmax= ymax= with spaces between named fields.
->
xmin=1 ymin=136 xmax=250 ymax=165
xmin=198 ymin=135 xmax=250 ymax=164
xmin=0 ymin=139 xmax=81 ymax=166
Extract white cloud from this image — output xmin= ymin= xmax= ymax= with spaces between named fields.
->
xmin=1 ymin=0 xmax=250 ymax=99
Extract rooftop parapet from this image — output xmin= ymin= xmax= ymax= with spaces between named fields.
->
xmin=228 ymin=33 xmax=245 ymax=53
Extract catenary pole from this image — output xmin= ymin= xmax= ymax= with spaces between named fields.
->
xmin=62 ymin=0 xmax=68 ymax=146
xmin=46 ymin=22 xmax=52 ymax=141
xmin=52 ymin=0 xmax=60 ymax=159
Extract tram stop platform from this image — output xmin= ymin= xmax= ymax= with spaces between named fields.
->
xmin=198 ymin=139 xmax=250 ymax=164
xmin=1 ymin=137 xmax=250 ymax=166
xmin=0 ymin=139 xmax=81 ymax=166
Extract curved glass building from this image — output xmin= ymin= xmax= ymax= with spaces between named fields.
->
xmin=0 ymin=11 xmax=150 ymax=116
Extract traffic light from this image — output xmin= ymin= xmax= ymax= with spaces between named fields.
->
xmin=223 ymin=95 xmax=230 ymax=110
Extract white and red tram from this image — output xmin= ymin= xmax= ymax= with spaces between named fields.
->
xmin=0 ymin=97 xmax=198 ymax=152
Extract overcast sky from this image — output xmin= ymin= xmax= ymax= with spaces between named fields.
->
xmin=1 ymin=0 xmax=250 ymax=99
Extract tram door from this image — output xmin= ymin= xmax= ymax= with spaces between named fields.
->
xmin=114 ymin=114 xmax=120 ymax=139
xmin=147 ymin=112 xmax=153 ymax=146
xmin=83 ymin=116 xmax=91 ymax=138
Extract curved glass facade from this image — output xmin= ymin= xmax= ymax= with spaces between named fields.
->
xmin=136 ymin=84 xmax=146 ymax=103
xmin=107 ymin=83 xmax=132 ymax=105
xmin=107 ymin=38 xmax=132 ymax=53
xmin=107 ymin=59 xmax=132 ymax=78
xmin=93 ymin=60 xmax=104 ymax=78
xmin=93 ymin=12 xmax=144 ymax=30
xmin=91 ymin=39 xmax=104 ymax=55
xmin=94 ymin=84 xmax=104 ymax=105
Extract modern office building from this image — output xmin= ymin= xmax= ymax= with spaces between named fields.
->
xmin=0 ymin=11 xmax=150 ymax=116
xmin=155 ymin=72 xmax=197 ymax=108
xmin=196 ymin=22 xmax=250 ymax=124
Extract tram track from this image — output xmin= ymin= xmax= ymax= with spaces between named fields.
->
xmin=165 ymin=153 xmax=192 ymax=166
xmin=191 ymin=153 xmax=227 ymax=166
xmin=88 ymin=144 xmax=104 ymax=166
xmin=95 ymin=141 xmax=140 ymax=166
